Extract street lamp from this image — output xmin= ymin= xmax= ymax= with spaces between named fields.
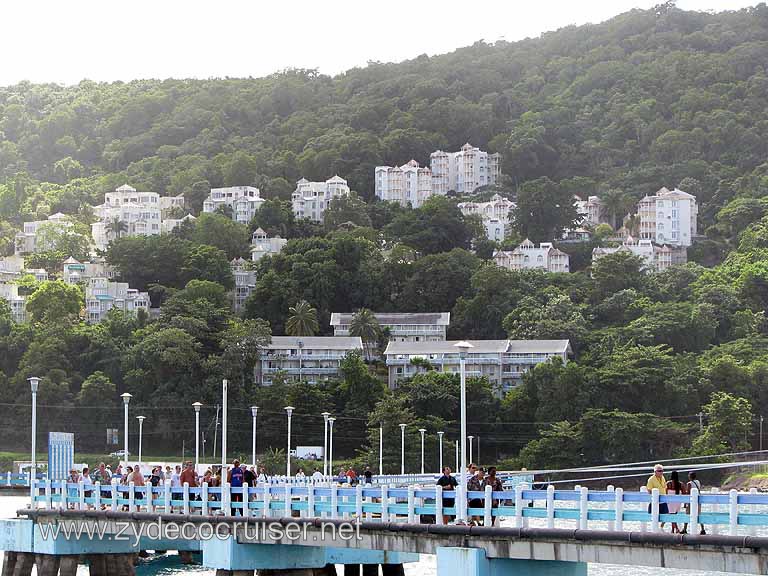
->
xmin=251 ymin=406 xmax=259 ymax=467
xmin=379 ymin=423 xmax=384 ymax=475
xmin=437 ymin=431 xmax=444 ymax=473
xmin=455 ymin=340 xmax=473 ymax=523
xmin=322 ymin=412 xmax=331 ymax=477
xmin=399 ymin=423 xmax=407 ymax=475
xmin=120 ymin=393 xmax=132 ymax=470
xmin=468 ymin=435 xmax=474 ymax=465
xmin=285 ymin=406 xmax=295 ymax=477
xmin=328 ymin=417 xmax=336 ymax=477
xmin=221 ymin=380 xmax=228 ymax=474
xmin=28 ymin=377 xmax=40 ymax=492
xmin=193 ymin=402 xmax=202 ymax=468
xmin=136 ymin=416 xmax=146 ymax=469
xmin=418 ymin=428 xmax=426 ymax=475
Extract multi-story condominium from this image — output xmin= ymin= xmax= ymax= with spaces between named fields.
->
xmin=85 ymin=278 xmax=149 ymax=323
xmin=637 ymin=187 xmax=697 ymax=247
xmin=430 ymin=143 xmax=501 ymax=195
xmin=14 ymin=213 xmax=73 ymax=255
xmin=161 ymin=214 xmax=197 ymax=234
xmin=330 ymin=312 xmax=450 ymax=343
xmin=0 ymin=282 xmax=28 ymax=323
xmin=384 ymin=339 xmax=572 ymax=391
xmin=256 ymin=336 xmax=363 ymax=385
xmin=91 ymin=185 xmax=164 ymax=250
xmin=493 ymin=240 xmax=570 ymax=273
xmin=374 ymin=160 xmax=434 ymax=207
xmin=62 ymin=257 xmax=116 ymax=284
xmin=574 ymin=195 xmax=604 ymax=227
xmin=292 ymin=176 xmax=350 ymax=223
xmin=458 ymin=194 xmax=516 ymax=241
xmin=230 ymin=258 xmax=257 ymax=314
xmin=592 ymin=237 xmax=687 ymax=272
xmin=203 ymin=186 xmax=264 ymax=225
xmin=250 ymin=228 xmax=288 ymax=262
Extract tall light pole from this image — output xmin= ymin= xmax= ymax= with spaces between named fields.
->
xmin=468 ymin=435 xmax=474 ymax=465
xmin=120 ymin=393 xmax=132 ymax=470
xmin=379 ymin=423 xmax=384 ymax=475
xmin=221 ymin=380 xmax=228 ymax=473
xmin=455 ymin=341 xmax=473 ymax=501
xmin=322 ymin=412 xmax=331 ymax=477
xmin=28 ymin=377 xmax=40 ymax=491
xmin=761 ymin=415 xmax=765 ymax=452
xmin=136 ymin=416 xmax=145 ymax=469
xmin=251 ymin=406 xmax=259 ymax=467
xmin=437 ymin=431 xmax=444 ymax=472
xmin=399 ymin=423 xmax=406 ymax=475
xmin=193 ymin=402 xmax=202 ymax=468
xmin=455 ymin=440 xmax=459 ymax=473
xmin=418 ymin=428 xmax=426 ymax=475
xmin=328 ymin=417 xmax=336 ymax=477
xmin=285 ymin=406 xmax=294 ymax=477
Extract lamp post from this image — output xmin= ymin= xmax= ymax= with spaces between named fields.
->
xmin=437 ymin=431 xmax=444 ymax=472
xmin=322 ymin=412 xmax=330 ymax=477
xmin=193 ymin=402 xmax=202 ymax=468
xmin=250 ymin=406 xmax=259 ymax=467
xmin=28 ymin=377 xmax=40 ymax=492
xmin=285 ymin=406 xmax=294 ymax=477
xmin=455 ymin=340 xmax=473 ymax=521
xmin=221 ymin=380 xmax=228 ymax=473
xmin=418 ymin=428 xmax=426 ymax=475
xmin=761 ymin=415 xmax=765 ymax=453
xmin=468 ymin=435 xmax=474 ymax=465
xmin=455 ymin=440 xmax=459 ymax=473
xmin=120 ymin=393 xmax=132 ymax=470
xmin=399 ymin=423 xmax=406 ymax=475
xmin=379 ymin=423 xmax=384 ymax=475
xmin=136 ymin=416 xmax=145 ymax=469
xmin=328 ymin=417 xmax=336 ymax=477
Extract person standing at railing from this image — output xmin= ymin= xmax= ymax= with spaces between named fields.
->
xmin=81 ymin=467 xmax=94 ymax=509
xmin=646 ymin=464 xmax=668 ymax=530
xmin=346 ymin=467 xmax=358 ymax=486
xmin=363 ymin=466 xmax=373 ymax=485
xmin=257 ymin=466 xmax=268 ymax=483
xmin=296 ymin=468 xmax=306 ymax=480
xmin=228 ymin=459 xmax=245 ymax=515
xmin=67 ymin=469 xmax=80 ymax=510
xmin=682 ymin=471 xmax=705 ymax=535
xmin=92 ymin=462 xmax=111 ymax=485
xmin=665 ymin=470 xmax=686 ymax=534
xmin=485 ymin=467 xmax=504 ymax=526
xmin=467 ymin=467 xmax=485 ymax=526
xmin=130 ymin=465 xmax=145 ymax=510
xmin=437 ymin=466 xmax=458 ymax=524
xmin=170 ymin=465 xmax=182 ymax=512
xmin=311 ymin=468 xmax=323 ymax=481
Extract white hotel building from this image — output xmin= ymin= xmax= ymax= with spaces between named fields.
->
xmin=374 ymin=160 xmax=433 ymax=207
xmin=384 ymin=339 xmax=572 ymax=391
xmin=256 ymin=336 xmax=363 ymax=385
xmin=203 ymin=186 xmax=264 ymax=225
xmin=292 ymin=176 xmax=350 ymax=223
xmin=592 ymin=237 xmax=687 ymax=272
xmin=493 ymin=240 xmax=570 ymax=273
xmin=458 ymin=194 xmax=515 ymax=241
xmin=330 ymin=312 xmax=450 ymax=343
xmin=14 ymin=213 xmax=73 ymax=255
xmin=85 ymin=278 xmax=150 ymax=323
xmin=431 ymin=143 xmax=501 ymax=195
xmin=638 ymin=187 xmax=697 ymax=247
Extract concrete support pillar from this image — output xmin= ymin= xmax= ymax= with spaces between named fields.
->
xmin=87 ymin=554 xmax=107 ymax=576
xmin=436 ymin=547 xmax=587 ymax=576
xmin=362 ymin=566 xmax=378 ymax=576
xmin=344 ymin=565 xmax=361 ymax=576
xmin=380 ymin=565 xmax=404 ymax=576
xmin=58 ymin=555 xmax=80 ymax=576
xmin=11 ymin=552 xmax=34 ymax=576
xmin=1 ymin=552 xmax=16 ymax=576
xmin=179 ymin=550 xmax=195 ymax=564
xmin=35 ymin=555 xmax=61 ymax=576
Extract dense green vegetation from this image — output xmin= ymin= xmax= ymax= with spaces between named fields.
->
xmin=1 ymin=3 xmax=768 ymax=471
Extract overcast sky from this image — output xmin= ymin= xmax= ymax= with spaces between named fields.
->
xmin=1 ymin=0 xmax=756 ymax=86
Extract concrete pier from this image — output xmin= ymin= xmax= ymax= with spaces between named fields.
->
xmin=436 ymin=547 xmax=586 ymax=576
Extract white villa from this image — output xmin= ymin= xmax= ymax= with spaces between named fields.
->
xmin=638 ymin=187 xmax=697 ymax=247
xmin=161 ymin=214 xmax=197 ymax=234
xmin=575 ymin=195 xmax=604 ymax=227
xmin=250 ymin=228 xmax=288 ymax=262
xmin=330 ymin=312 xmax=450 ymax=343
xmin=374 ymin=160 xmax=434 ymax=207
xmin=458 ymin=194 xmax=515 ymax=241
xmin=62 ymin=257 xmax=116 ymax=284
xmin=493 ymin=240 xmax=570 ymax=273
xmin=14 ymin=213 xmax=73 ymax=255
xmin=85 ymin=278 xmax=150 ymax=323
xmin=256 ymin=336 xmax=363 ymax=385
xmin=231 ymin=258 xmax=257 ymax=315
xmin=203 ymin=186 xmax=264 ymax=225
xmin=0 ymin=282 xmax=27 ymax=323
xmin=430 ymin=143 xmax=501 ymax=195
xmin=292 ymin=176 xmax=350 ymax=223
xmin=384 ymin=339 xmax=572 ymax=391
xmin=92 ymin=185 xmax=163 ymax=250
xmin=592 ymin=237 xmax=687 ymax=272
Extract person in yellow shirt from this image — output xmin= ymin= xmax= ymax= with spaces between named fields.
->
xmin=646 ymin=464 xmax=669 ymax=527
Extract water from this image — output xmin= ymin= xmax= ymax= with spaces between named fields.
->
xmin=0 ymin=495 xmax=748 ymax=575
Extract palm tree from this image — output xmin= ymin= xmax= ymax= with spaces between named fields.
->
xmin=349 ymin=308 xmax=381 ymax=361
xmin=105 ymin=217 xmax=128 ymax=240
xmin=600 ymin=189 xmax=632 ymax=230
xmin=285 ymin=300 xmax=319 ymax=336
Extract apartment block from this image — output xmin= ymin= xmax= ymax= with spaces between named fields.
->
xmin=430 ymin=143 xmax=501 ymax=195
xmin=638 ymin=187 xmax=697 ymax=247
xmin=384 ymin=339 xmax=572 ymax=391
xmin=161 ymin=214 xmax=197 ymax=234
xmin=374 ymin=160 xmax=434 ymax=207
xmin=330 ymin=312 xmax=450 ymax=343
xmin=62 ymin=257 xmax=116 ymax=284
xmin=493 ymin=240 xmax=570 ymax=273
xmin=250 ymin=228 xmax=288 ymax=262
xmin=256 ymin=336 xmax=363 ymax=385
xmin=231 ymin=258 xmax=257 ymax=315
xmin=0 ymin=282 xmax=28 ymax=323
xmin=203 ymin=186 xmax=264 ymax=225
xmin=85 ymin=278 xmax=149 ymax=323
xmin=91 ymin=185 xmax=164 ymax=250
xmin=292 ymin=176 xmax=350 ymax=223
xmin=458 ymin=194 xmax=515 ymax=241
xmin=14 ymin=213 xmax=73 ymax=255
xmin=574 ymin=195 xmax=604 ymax=227
xmin=592 ymin=236 xmax=687 ymax=272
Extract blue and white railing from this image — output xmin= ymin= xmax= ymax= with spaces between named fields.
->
xmin=27 ymin=479 xmax=768 ymax=536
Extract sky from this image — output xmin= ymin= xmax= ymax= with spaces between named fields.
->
xmin=0 ymin=0 xmax=757 ymax=86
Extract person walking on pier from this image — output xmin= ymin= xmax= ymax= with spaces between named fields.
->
xmin=436 ymin=466 xmax=458 ymax=524
xmin=666 ymin=470 xmax=686 ymax=533
xmin=646 ymin=464 xmax=668 ymax=529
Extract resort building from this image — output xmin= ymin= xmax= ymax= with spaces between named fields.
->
xmin=161 ymin=214 xmax=197 ymax=234
xmin=574 ymin=196 xmax=604 ymax=227
xmin=0 ymin=282 xmax=28 ymax=323
xmin=14 ymin=213 xmax=73 ymax=255
xmin=250 ymin=228 xmax=288 ymax=262
xmin=330 ymin=312 xmax=450 ymax=343
xmin=292 ymin=176 xmax=350 ymax=223
xmin=430 ymin=143 xmax=501 ymax=196
xmin=85 ymin=278 xmax=149 ymax=323
xmin=256 ymin=336 xmax=363 ymax=385
xmin=591 ymin=237 xmax=687 ymax=272
xmin=62 ymin=257 xmax=116 ymax=284
xmin=493 ymin=240 xmax=570 ymax=273
xmin=638 ymin=187 xmax=698 ymax=247
xmin=384 ymin=339 xmax=572 ymax=391
xmin=203 ymin=186 xmax=264 ymax=225
xmin=458 ymin=194 xmax=515 ymax=241
xmin=91 ymin=185 xmax=164 ymax=250
xmin=374 ymin=160 xmax=434 ymax=207
xmin=230 ymin=258 xmax=257 ymax=315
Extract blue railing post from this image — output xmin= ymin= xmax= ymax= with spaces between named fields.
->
xmin=689 ymin=485 xmax=699 ymax=531
xmin=650 ymin=488 xmax=660 ymax=533
xmin=615 ymin=488 xmax=624 ymax=531
xmin=579 ymin=487 xmax=588 ymax=530
xmin=606 ymin=485 xmax=615 ymax=531
xmin=435 ymin=484 xmax=444 ymax=525
xmin=546 ymin=485 xmax=555 ymax=529
xmin=729 ymin=489 xmax=738 ymax=536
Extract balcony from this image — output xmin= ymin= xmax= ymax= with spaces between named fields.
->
xmin=262 ymin=367 xmax=339 ymax=375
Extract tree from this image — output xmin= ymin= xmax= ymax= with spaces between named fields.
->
xmin=600 ymin=189 xmax=632 ymax=230
xmin=591 ymin=251 xmax=646 ymax=298
xmin=384 ymin=196 xmax=476 ymax=255
xmin=692 ymin=392 xmax=753 ymax=455
xmin=26 ymin=281 xmax=83 ymax=323
xmin=189 ymin=213 xmax=250 ymax=260
xmin=181 ymin=244 xmax=234 ymax=289
xmin=323 ymin=195 xmax=372 ymax=231
xmin=401 ymin=249 xmax=480 ymax=312
xmin=105 ymin=216 xmax=128 ymax=241
xmin=349 ymin=308 xmax=381 ymax=360
xmin=250 ymin=198 xmax=294 ymax=238
xmin=511 ymin=177 xmax=579 ymax=242
xmin=503 ymin=292 xmax=589 ymax=352
xmin=285 ymin=300 xmax=319 ymax=336
xmin=517 ymin=422 xmax=583 ymax=470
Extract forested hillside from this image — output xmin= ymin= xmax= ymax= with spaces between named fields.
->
xmin=1 ymin=3 xmax=768 ymax=470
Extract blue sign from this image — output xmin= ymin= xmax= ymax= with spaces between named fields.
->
xmin=502 ymin=473 xmax=535 ymax=488
xmin=48 ymin=432 xmax=74 ymax=481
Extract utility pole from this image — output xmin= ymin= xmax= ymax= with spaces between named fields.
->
xmin=761 ymin=416 xmax=764 ymax=452
xmin=213 ymin=405 xmax=220 ymax=460
xmin=698 ymin=412 xmax=703 ymax=432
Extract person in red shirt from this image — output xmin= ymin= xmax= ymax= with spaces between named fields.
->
xmin=345 ymin=467 xmax=358 ymax=486
xmin=179 ymin=461 xmax=198 ymax=487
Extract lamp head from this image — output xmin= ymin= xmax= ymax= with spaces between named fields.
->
xmin=192 ymin=402 xmax=203 ymax=412
xmin=322 ymin=411 xmax=330 ymax=420
xmin=399 ymin=423 xmax=406 ymax=430
xmin=28 ymin=376 xmax=40 ymax=393
xmin=454 ymin=340 xmax=473 ymax=358
xmin=136 ymin=415 xmax=145 ymax=423
xmin=328 ymin=417 xmax=336 ymax=425
xmin=251 ymin=406 xmax=259 ymax=417
xmin=121 ymin=393 xmax=132 ymax=405
xmin=437 ymin=431 xmax=444 ymax=437
xmin=284 ymin=405 xmax=295 ymax=417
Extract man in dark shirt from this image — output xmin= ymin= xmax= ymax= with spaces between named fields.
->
xmin=228 ymin=459 xmax=244 ymax=515
xmin=436 ymin=466 xmax=458 ymax=524
xmin=363 ymin=466 xmax=373 ymax=485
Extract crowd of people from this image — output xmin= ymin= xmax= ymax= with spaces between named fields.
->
xmin=647 ymin=464 xmax=706 ymax=535
xmin=436 ymin=464 xmax=505 ymax=526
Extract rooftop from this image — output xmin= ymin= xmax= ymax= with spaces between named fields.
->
xmin=330 ymin=312 xmax=450 ymax=326
xmin=384 ymin=339 xmax=572 ymax=356
xmin=267 ymin=336 xmax=363 ymax=351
